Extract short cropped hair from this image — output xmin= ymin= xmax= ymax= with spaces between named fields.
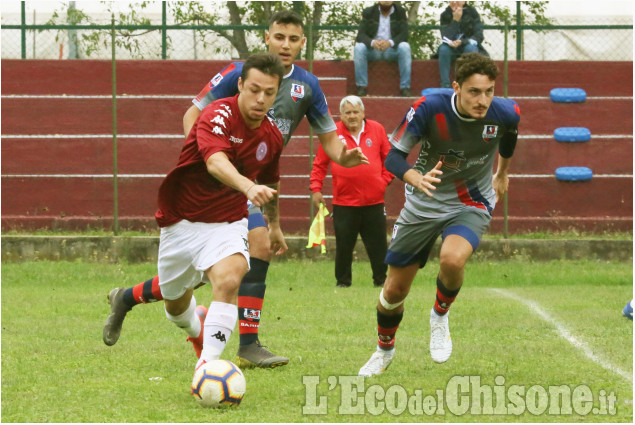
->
xmin=339 ymin=95 xmax=365 ymax=112
xmin=455 ymin=52 xmax=499 ymax=85
xmin=241 ymin=53 xmax=285 ymax=87
xmin=269 ymin=10 xmax=304 ymax=30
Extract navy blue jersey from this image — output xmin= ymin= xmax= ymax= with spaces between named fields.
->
xmin=193 ymin=62 xmax=336 ymax=146
xmin=390 ymin=92 xmax=520 ymax=218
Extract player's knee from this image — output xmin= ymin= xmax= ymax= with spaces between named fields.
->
xmin=381 ymin=285 xmax=408 ymax=307
xmin=439 ymin=251 xmax=467 ymax=274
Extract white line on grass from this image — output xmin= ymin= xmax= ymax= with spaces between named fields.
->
xmin=489 ymin=288 xmax=633 ymax=384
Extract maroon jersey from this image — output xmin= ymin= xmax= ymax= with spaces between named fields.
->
xmin=156 ymin=95 xmax=283 ymax=227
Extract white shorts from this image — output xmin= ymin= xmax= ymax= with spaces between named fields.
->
xmin=157 ymin=218 xmax=250 ymax=300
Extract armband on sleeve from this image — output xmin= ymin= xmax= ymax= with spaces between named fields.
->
xmin=498 ymin=131 xmax=518 ymax=158
xmin=385 ymin=147 xmax=412 ymax=181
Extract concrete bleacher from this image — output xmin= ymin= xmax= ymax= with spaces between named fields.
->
xmin=1 ymin=59 xmax=632 ymax=234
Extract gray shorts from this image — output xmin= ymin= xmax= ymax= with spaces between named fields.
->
xmin=385 ymin=208 xmax=491 ymax=268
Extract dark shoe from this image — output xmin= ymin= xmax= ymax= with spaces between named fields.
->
xmin=374 ymin=282 xmax=385 ymax=288
xmin=236 ymin=340 xmax=289 ymax=369
xmin=356 ymin=86 xmax=367 ymax=97
xmin=399 ymin=88 xmax=411 ymax=97
xmin=103 ymin=287 xmax=132 ymax=346
xmin=336 ymin=282 xmax=351 ymax=288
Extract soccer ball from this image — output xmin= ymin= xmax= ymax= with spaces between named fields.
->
xmin=191 ymin=360 xmax=246 ymax=408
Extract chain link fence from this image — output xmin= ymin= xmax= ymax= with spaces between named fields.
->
xmin=1 ymin=2 xmax=632 ymax=61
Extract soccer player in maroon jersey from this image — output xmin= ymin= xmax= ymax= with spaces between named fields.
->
xmin=155 ymin=52 xmax=285 ymax=370
xmin=104 ymin=10 xmax=368 ymax=369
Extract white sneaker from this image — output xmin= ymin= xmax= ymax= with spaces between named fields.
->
xmin=430 ymin=308 xmax=452 ymax=363
xmin=358 ymin=347 xmax=395 ymax=377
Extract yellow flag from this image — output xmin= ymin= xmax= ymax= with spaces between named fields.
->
xmin=306 ymin=203 xmax=329 ymax=254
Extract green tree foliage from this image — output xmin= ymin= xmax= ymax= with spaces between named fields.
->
xmin=46 ymin=1 xmax=550 ymax=60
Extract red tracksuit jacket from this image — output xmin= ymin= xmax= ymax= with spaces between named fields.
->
xmin=310 ymin=119 xmax=394 ymax=206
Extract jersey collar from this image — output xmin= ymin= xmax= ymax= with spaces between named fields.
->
xmin=451 ymin=92 xmax=476 ymax=122
xmin=283 ymin=64 xmax=294 ymax=79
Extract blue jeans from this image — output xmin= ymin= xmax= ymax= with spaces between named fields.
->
xmin=354 ymin=41 xmax=412 ymax=89
xmin=438 ymin=43 xmax=479 ymax=87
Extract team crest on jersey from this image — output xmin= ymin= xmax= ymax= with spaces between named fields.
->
xmin=256 ymin=141 xmax=268 ymax=161
xmin=366 ymin=138 xmax=372 ymax=147
xmin=290 ymin=84 xmax=305 ymax=102
xmin=406 ymin=107 xmax=416 ymax=123
xmin=482 ymin=125 xmax=499 ymax=142
xmin=210 ymin=72 xmax=224 ymax=87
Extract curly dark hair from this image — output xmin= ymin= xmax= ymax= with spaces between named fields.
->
xmin=455 ymin=53 xmax=499 ymax=85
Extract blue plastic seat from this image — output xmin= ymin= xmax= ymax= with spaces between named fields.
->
xmin=555 ymin=167 xmax=593 ymax=182
xmin=550 ymin=88 xmax=587 ymax=103
xmin=554 ymin=127 xmax=591 ymax=142
xmin=420 ymin=88 xmax=454 ymax=96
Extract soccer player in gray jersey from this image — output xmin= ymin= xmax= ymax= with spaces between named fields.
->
xmin=359 ymin=53 xmax=520 ymax=377
xmin=103 ymin=10 xmax=368 ymax=369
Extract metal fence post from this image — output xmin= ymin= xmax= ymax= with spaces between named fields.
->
xmin=162 ymin=1 xmax=167 ymax=59
xmin=21 ymin=1 xmax=26 ymax=59
xmin=308 ymin=21 xmax=315 ymax=220
xmin=503 ymin=20 xmax=509 ymax=238
xmin=111 ymin=14 xmax=119 ymax=235
xmin=516 ymin=1 xmax=522 ymax=60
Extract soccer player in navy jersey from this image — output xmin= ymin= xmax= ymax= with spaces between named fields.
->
xmin=358 ymin=53 xmax=521 ymax=377
xmin=103 ymin=10 xmax=368 ymax=369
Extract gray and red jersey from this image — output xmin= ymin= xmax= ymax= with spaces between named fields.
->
xmin=193 ymin=62 xmax=337 ymax=147
xmin=390 ymin=92 xmax=520 ymax=218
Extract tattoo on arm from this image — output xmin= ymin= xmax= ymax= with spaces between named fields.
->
xmin=262 ymin=183 xmax=280 ymax=224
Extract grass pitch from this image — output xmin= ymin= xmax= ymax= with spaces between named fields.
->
xmin=1 ymin=259 xmax=632 ymax=422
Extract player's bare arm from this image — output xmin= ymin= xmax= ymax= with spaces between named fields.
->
xmin=492 ymin=155 xmax=512 ymax=202
xmin=261 ymin=182 xmax=288 ymax=256
xmin=183 ymin=104 xmax=202 ymax=138
xmin=317 ymin=131 xmax=369 ymax=167
xmin=403 ymin=160 xmax=443 ymax=198
xmin=205 ymin=151 xmax=276 ymax=207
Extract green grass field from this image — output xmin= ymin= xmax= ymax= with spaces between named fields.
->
xmin=2 ymin=259 xmax=632 ymax=422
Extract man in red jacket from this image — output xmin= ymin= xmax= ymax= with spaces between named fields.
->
xmin=311 ymin=96 xmax=394 ymax=287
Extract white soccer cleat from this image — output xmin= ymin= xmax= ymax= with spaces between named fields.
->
xmin=358 ymin=347 xmax=395 ymax=377
xmin=430 ymin=308 xmax=452 ymax=363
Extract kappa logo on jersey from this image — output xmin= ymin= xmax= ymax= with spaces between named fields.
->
xmin=290 ymin=83 xmax=305 ymax=102
xmin=482 ymin=125 xmax=499 ymax=142
xmin=439 ymin=149 xmax=466 ymax=171
xmin=210 ymin=115 xmax=226 ymax=127
xmin=256 ymin=141 xmax=268 ymax=161
xmin=212 ymin=126 xmax=224 ymax=135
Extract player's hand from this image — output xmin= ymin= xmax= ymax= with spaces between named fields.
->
xmin=246 ymin=184 xmax=276 ymax=207
xmin=268 ymin=224 xmax=288 ymax=256
xmin=339 ymin=146 xmax=369 ymax=167
xmin=312 ymin=192 xmax=326 ymax=212
xmin=404 ymin=161 xmax=443 ymax=197
xmin=450 ymin=39 xmax=462 ymax=48
xmin=492 ymin=171 xmax=509 ymax=202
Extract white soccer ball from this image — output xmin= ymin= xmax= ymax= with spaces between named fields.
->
xmin=191 ymin=360 xmax=246 ymax=408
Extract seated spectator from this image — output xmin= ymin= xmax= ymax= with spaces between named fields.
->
xmin=354 ymin=1 xmax=412 ymax=97
xmin=438 ymin=1 xmax=489 ymax=88
xmin=310 ymin=96 xmax=394 ymax=287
